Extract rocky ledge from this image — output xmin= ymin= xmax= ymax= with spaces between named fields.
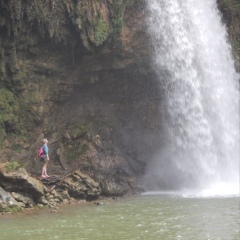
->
xmin=0 ymin=163 xmax=141 ymax=214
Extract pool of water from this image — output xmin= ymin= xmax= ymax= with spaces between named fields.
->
xmin=0 ymin=194 xmax=239 ymax=240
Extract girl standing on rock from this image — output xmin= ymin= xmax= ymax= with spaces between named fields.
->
xmin=41 ymin=138 xmax=50 ymax=178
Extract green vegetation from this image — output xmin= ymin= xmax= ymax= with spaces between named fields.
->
xmin=0 ymin=0 xmax=131 ymax=148
xmin=62 ymin=123 xmax=89 ymax=163
xmin=5 ymin=161 xmax=22 ymax=173
xmin=12 ymin=67 xmax=27 ymax=83
xmin=0 ymin=205 xmax=22 ymax=213
xmin=111 ymin=16 xmax=123 ymax=34
xmin=0 ymin=88 xmax=19 ymax=147
xmin=8 ymin=45 xmax=18 ymax=73
xmin=12 ymin=144 xmax=22 ymax=153
xmin=0 ymin=121 xmax=5 ymax=148
xmin=0 ymin=0 xmax=132 ymax=153
xmin=63 ymin=142 xmax=89 ymax=164
xmin=75 ymin=124 xmax=88 ymax=136
xmin=110 ymin=1 xmax=125 ymax=34
xmin=0 ymin=52 xmax=6 ymax=78
xmin=94 ymin=17 xmax=109 ymax=46
xmin=0 ymin=88 xmax=18 ymax=122
xmin=80 ymin=144 xmax=88 ymax=155
xmin=68 ymin=123 xmax=88 ymax=139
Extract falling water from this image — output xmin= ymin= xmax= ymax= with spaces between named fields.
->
xmin=144 ymin=0 xmax=239 ymax=195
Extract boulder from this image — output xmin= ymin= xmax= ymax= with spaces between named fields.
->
xmin=0 ymin=187 xmax=21 ymax=212
xmin=0 ymin=166 xmax=45 ymax=203
xmin=100 ymin=178 xmax=130 ymax=197
xmin=61 ymin=170 xmax=100 ymax=200
xmin=11 ymin=192 xmax=35 ymax=207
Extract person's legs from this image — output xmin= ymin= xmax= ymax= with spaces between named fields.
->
xmin=41 ymin=163 xmax=47 ymax=177
xmin=44 ymin=162 xmax=49 ymax=177
xmin=41 ymin=158 xmax=49 ymax=177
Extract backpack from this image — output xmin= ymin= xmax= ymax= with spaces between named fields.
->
xmin=38 ymin=147 xmax=45 ymax=158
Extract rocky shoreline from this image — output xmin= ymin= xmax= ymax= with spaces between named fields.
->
xmin=0 ymin=162 xmax=142 ymax=215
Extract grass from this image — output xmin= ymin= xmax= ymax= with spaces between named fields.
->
xmin=4 ymin=161 xmax=22 ymax=173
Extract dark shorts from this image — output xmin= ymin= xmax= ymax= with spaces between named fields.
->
xmin=40 ymin=157 xmax=49 ymax=164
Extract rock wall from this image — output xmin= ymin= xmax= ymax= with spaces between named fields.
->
xmin=0 ymin=0 xmax=163 ymax=196
xmin=0 ymin=0 xmax=239 ymax=198
xmin=218 ymin=0 xmax=240 ymax=70
xmin=0 ymin=163 xmax=132 ymax=212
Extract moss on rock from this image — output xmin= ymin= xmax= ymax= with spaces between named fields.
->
xmin=0 ymin=204 xmax=22 ymax=213
xmin=0 ymin=88 xmax=19 ymax=146
xmin=4 ymin=161 xmax=22 ymax=173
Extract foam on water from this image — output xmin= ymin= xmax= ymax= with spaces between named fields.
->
xmin=144 ymin=0 xmax=239 ymax=195
xmin=142 ymin=192 xmax=239 ymax=199
xmin=142 ymin=183 xmax=239 ymax=198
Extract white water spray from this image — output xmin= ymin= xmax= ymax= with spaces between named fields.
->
xmin=144 ymin=0 xmax=239 ymax=196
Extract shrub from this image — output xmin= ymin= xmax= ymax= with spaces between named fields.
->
xmin=5 ymin=161 xmax=21 ymax=173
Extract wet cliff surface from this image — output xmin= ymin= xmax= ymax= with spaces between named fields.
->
xmin=0 ymin=0 xmax=162 ymax=206
xmin=0 ymin=0 xmax=239 ymax=211
xmin=218 ymin=0 xmax=240 ymax=69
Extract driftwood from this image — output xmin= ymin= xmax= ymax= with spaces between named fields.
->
xmin=41 ymin=172 xmax=71 ymax=192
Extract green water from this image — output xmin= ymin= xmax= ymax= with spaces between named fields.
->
xmin=0 ymin=194 xmax=239 ymax=240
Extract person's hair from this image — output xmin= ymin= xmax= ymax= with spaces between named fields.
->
xmin=41 ymin=138 xmax=48 ymax=143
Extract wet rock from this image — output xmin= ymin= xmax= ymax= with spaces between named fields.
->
xmin=59 ymin=190 xmax=71 ymax=200
xmin=0 ymin=166 xmax=45 ymax=203
xmin=63 ymin=199 xmax=69 ymax=204
xmin=100 ymin=178 xmax=130 ymax=197
xmin=36 ymin=204 xmax=44 ymax=209
xmin=64 ymin=131 xmax=72 ymax=140
xmin=94 ymin=200 xmax=107 ymax=206
xmin=69 ymin=198 xmax=76 ymax=204
xmin=3 ymin=139 xmax=10 ymax=148
xmin=0 ymin=187 xmax=21 ymax=212
xmin=51 ymin=189 xmax=63 ymax=200
xmin=51 ymin=209 xmax=58 ymax=213
xmin=38 ymin=196 xmax=48 ymax=205
xmin=48 ymin=202 xmax=57 ymax=207
xmin=50 ymin=206 xmax=59 ymax=210
xmin=61 ymin=170 xmax=100 ymax=200
xmin=11 ymin=192 xmax=35 ymax=208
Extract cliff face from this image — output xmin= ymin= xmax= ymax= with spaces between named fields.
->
xmin=0 ymin=0 xmax=239 ymax=193
xmin=218 ymin=0 xmax=240 ymax=69
xmin=0 ymin=0 xmax=163 ymax=191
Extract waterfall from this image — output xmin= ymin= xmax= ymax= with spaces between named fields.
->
xmin=144 ymin=0 xmax=239 ymax=195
